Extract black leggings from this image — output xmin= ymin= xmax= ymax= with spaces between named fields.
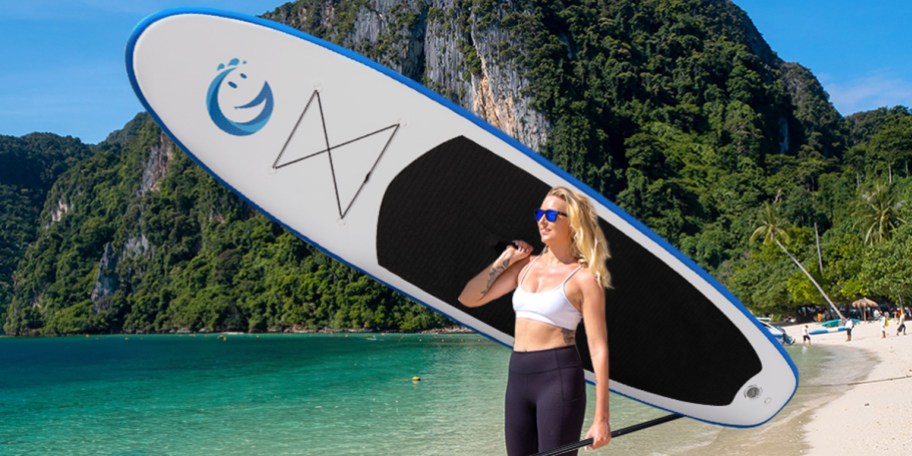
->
xmin=505 ymin=346 xmax=586 ymax=456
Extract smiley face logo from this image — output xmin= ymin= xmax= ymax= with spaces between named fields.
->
xmin=206 ymin=58 xmax=274 ymax=136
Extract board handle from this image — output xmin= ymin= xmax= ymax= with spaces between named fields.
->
xmin=493 ymin=240 xmax=519 ymax=252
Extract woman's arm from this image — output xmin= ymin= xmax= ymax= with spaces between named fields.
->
xmin=458 ymin=241 xmax=532 ymax=308
xmin=580 ymin=276 xmax=611 ymax=449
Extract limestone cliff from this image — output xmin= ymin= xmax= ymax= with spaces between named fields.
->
xmin=3 ymin=0 xmax=865 ymax=335
xmin=266 ymin=0 xmax=551 ymax=151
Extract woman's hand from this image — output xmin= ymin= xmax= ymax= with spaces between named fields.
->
xmin=584 ymin=419 xmax=611 ymax=450
xmin=457 ymin=240 xmax=533 ymax=308
xmin=506 ymin=240 xmax=533 ymax=262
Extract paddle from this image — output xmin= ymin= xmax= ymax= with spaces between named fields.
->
xmin=530 ymin=414 xmax=684 ymax=456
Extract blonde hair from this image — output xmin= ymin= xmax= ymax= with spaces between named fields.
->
xmin=548 ymin=187 xmax=612 ymax=288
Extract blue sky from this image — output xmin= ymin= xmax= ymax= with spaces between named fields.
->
xmin=735 ymin=0 xmax=912 ymax=116
xmin=1 ymin=1 xmax=910 ymax=145
xmin=0 ymin=1 xmax=281 ymax=144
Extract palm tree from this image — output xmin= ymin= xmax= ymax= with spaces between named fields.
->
xmin=854 ymin=182 xmax=906 ymax=245
xmin=750 ymin=201 xmax=846 ymax=321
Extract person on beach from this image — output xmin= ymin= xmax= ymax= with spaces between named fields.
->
xmin=802 ymin=324 xmax=811 ymax=345
xmin=881 ymin=313 xmax=889 ymax=338
xmin=845 ymin=317 xmax=854 ymax=341
xmin=897 ymin=310 xmax=906 ymax=336
xmin=459 ymin=187 xmax=611 ymax=455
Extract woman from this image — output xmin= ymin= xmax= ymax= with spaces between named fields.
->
xmin=458 ymin=187 xmax=612 ymax=455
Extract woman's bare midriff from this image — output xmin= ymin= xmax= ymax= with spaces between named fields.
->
xmin=513 ymin=318 xmax=577 ymax=352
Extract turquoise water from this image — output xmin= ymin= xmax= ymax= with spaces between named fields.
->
xmin=0 ymin=334 xmax=843 ymax=455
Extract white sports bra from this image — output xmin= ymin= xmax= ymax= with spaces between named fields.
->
xmin=512 ymin=256 xmax=583 ymax=330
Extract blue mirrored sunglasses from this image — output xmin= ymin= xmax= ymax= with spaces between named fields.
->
xmin=535 ymin=209 xmax=567 ymax=222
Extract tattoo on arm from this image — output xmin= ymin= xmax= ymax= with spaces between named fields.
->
xmin=562 ymin=329 xmax=576 ymax=346
xmin=480 ymin=259 xmax=510 ymax=295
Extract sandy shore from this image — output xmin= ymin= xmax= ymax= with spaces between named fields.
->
xmin=656 ymin=319 xmax=910 ymax=456
xmin=799 ymin=319 xmax=912 ymax=454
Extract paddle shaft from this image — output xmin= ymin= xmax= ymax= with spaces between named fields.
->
xmin=530 ymin=414 xmax=683 ymax=456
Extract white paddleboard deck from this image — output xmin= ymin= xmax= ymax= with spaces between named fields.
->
xmin=127 ymin=8 xmax=798 ymax=427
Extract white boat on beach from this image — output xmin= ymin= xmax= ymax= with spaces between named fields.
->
xmin=758 ymin=319 xmax=795 ymax=345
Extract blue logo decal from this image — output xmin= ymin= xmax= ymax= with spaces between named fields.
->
xmin=206 ymin=58 xmax=273 ymax=136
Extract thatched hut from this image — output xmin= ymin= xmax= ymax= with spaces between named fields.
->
xmin=852 ymin=297 xmax=879 ymax=321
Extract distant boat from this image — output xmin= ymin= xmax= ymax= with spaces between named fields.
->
xmin=809 ymin=318 xmax=860 ymax=335
xmin=758 ymin=320 xmax=795 ymax=345
xmin=821 ymin=318 xmax=860 ymax=328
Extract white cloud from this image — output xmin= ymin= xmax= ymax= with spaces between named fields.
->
xmin=825 ymin=71 xmax=912 ymax=115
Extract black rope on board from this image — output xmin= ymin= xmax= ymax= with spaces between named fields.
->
xmin=272 ymin=89 xmax=399 ymax=219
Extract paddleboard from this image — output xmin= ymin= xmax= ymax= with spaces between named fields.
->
xmin=809 ymin=327 xmax=847 ymax=335
xmin=126 ymin=8 xmax=798 ymax=427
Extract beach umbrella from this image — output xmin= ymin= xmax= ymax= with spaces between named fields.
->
xmin=852 ymin=297 xmax=879 ymax=321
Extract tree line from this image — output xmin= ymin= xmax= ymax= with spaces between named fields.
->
xmin=2 ymin=0 xmax=912 ymax=334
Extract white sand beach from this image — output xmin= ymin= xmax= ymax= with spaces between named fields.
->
xmin=801 ymin=319 xmax=912 ymax=455
xmin=659 ymin=318 xmax=912 ymax=456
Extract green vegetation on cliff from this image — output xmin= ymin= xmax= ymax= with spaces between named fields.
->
xmin=0 ymin=133 xmax=90 ymax=327
xmin=4 ymin=116 xmax=446 ymax=335
xmin=3 ymin=0 xmax=912 ymax=335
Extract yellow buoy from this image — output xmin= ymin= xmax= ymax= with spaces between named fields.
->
xmin=412 ymin=376 xmax=421 ymax=382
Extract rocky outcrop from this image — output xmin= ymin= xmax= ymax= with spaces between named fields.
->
xmin=779 ymin=62 xmax=845 ymax=155
xmin=267 ymin=0 xmax=550 ymax=152
xmin=123 ymin=234 xmax=150 ymax=260
xmin=49 ymin=199 xmax=70 ymax=224
xmin=469 ymin=21 xmax=550 ymax=152
xmin=138 ymin=132 xmax=174 ymax=195
xmin=91 ymin=242 xmax=119 ymax=313
xmin=423 ymin=1 xmax=550 ymax=151
xmin=344 ymin=1 xmax=427 ymax=80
